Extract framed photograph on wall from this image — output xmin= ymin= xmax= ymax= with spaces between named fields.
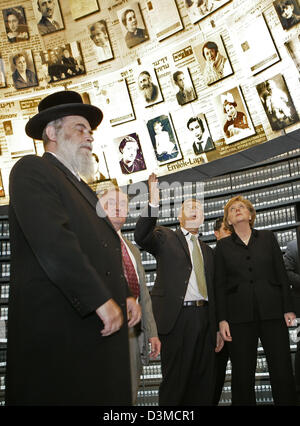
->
xmin=114 ymin=133 xmax=147 ymax=175
xmin=10 ymin=49 xmax=38 ymax=90
xmin=193 ymin=34 xmax=233 ymax=86
xmin=117 ymin=2 xmax=149 ymax=49
xmin=146 ymin=0 xmax=183 ymax=41
xmin=2 ymin=6 xmax=29 ymax=43
xmin=285 ymin=33 xmax=300 ymax=73
xmin=88 ymin=20 xmax=113 ymax=64
xmin=135 ymin=67 xmax=163 ymax=107
xmin=273 ymin=0 xmax=300 ymax=30
xmin=33 ymin=0 xmax=64 ymax=36
xmin=69 ymin=0 xmax=99 ymax=20
xmin=186 ymin=114 xmax=215 ymax=155
xmin=235 ymin=14 xmax=280 ymax=76
xmin=214 ymin=86 xmax=255 ymax=144
xmin=94 ymin=78 xmax=136 ymax=126
xmin=40 ymin=42 xmax=85 ymax=84
xmin=5 ymin=119 xmax=36 ymax=158
xmin=146 ymin=114 xmax=182 ymax=165
xmin=184 ymin=0 xmax=232 ymax=25
xmin=171 ymin=67 xmax=197 ymax=106
xmin=256 ymin=74 xmax=299 ymax=131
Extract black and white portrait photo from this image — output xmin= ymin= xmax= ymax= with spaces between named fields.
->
xmin=34 ymin=0 xmax=64 ymax=36
xmin=146 ymin=115 xmax=182 ymax=165
xmin=88 ymin=20 xmax=113 ymax=64
xmin=172 ymin=68 xmax=197 ymax=106
xmin=0 ymin=57 xmax=6 ymax=88
xmin=136 ymin=68 xmax=163 ymax=107
xmin=186 ymin=115 xmax=215 ymax=154
xmin=40 ymin=42 xmax=85 ymax=84
xmin=274 ymin=0 xmax=300 ymax=30
xmin=10 ymin=50 xmax=38 ymax=90
xmin=185 ymin=0 xmax=231 ymax=24
xmin=193 ymin=35 xmax=233 ymax=86
xmin=115 ymin=133 xmax=147 ymax=175
xmin=256 ymin=74 xmax=299 ymax=131
xmin=91 ymin=152 xmax=108 ymax=182
xmin=118 ymin=2 xmax=149 ymax=49
xmin=214 ymin=86 xmax=255 ymax=144
xmin=2 ymin=6 xmax=29 ymax=43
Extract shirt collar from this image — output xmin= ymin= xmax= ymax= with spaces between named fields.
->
xmin=180 ymin=227 xmax=200 ymax=239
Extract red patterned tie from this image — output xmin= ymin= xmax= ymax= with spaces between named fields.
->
xmin=120 ymin=239 xmax=140 ymax=299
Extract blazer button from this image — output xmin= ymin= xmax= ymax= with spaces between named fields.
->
xmin=106 ymin=271 xmax=111 ymax=276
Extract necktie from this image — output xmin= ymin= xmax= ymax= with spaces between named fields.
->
xmin=120 ymin=239 xmax=140 ymax=299
xmin=190 ymin=235 xmax=207 ymax=299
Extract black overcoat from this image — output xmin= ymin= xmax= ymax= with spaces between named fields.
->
xmin=6 ymin=153 xmax=131 ymax=405
xmin=214 ymin=229 xmax=294 ymax=324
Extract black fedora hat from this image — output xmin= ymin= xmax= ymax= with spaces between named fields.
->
xmin=25 ymin=90 xmax=103 ymax=140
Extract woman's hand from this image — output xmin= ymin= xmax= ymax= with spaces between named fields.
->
xmin=219 ymin=320 xmax=232 ymax=342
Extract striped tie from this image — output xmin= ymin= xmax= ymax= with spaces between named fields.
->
xmin=190 ymin=235 xmax=207 ymax=299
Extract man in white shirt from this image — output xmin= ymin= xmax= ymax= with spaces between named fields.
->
xmin=134 ymin=173 xmax=223 ymax=405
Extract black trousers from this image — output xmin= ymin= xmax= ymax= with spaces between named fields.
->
xmin=229 ymin=318 xmax=296 ymax=405
xmin=159 ymin=305 xmax=215 ymax=406
xmin=213 ymin=343 xmax=229 ymax=405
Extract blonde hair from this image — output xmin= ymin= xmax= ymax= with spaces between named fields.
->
xmin=224 ymin=195 xmax=256 ymax=231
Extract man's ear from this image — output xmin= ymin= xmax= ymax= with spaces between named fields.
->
xmin=45 ymin=125 xmax=57 ymax=142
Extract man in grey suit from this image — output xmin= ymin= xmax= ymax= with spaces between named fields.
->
xmin=99 ymin=186 xmax=161 ymax=404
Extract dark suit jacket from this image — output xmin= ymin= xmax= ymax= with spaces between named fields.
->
xmin=12 ymin=68 xmax=38 ymax=90
xmin=134 ymin=205 xmax=217 ymax=344
xmin=6 ymin=152 xmax=131 ymax=405
xmin=215 ymin=229 xmax=294 ymax=324
xmin=284 ymin=239 xmax=300 ymax=315
xmin=38 ymin=16 xmax=60 ymax=35
xmin=193 ymin=137 xmax=214 ymax=155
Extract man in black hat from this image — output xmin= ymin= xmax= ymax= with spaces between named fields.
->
xmin=5 ymin=90 xmax=141 ymax=405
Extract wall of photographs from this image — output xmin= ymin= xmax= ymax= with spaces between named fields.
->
xmin=0 ymin=0 xmax=300 ymax=204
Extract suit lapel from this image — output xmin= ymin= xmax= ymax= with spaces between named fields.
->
xmin=175 ymin=228 xmax=191 ymax=261
xmin=43 ymin=152 xmax=114 ymax=231
xmin=125 ymin=238 xmax=143 ymax=283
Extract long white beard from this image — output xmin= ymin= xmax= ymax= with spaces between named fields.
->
xmin=56 ymin=136 xmax=95 ymax=183
xmin=142 ymin=85 xmax=154 ymax=101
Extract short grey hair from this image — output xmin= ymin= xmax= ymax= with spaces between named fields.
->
xmin=42 ymin=117 xmax=64 ymax=147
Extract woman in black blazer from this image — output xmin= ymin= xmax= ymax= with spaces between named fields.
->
xmin=215 ymin=195 xmax=296 ymax=405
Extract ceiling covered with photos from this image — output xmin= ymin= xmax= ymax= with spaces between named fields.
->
xmin=0 ymin=0 xmax=299 ymax=201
